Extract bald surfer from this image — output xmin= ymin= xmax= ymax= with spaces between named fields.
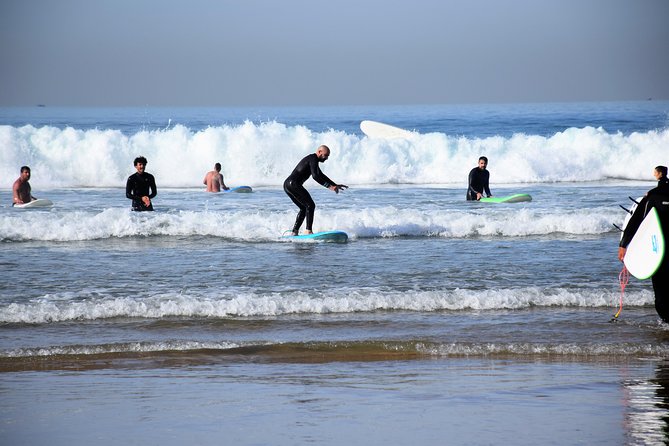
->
xmin=284 ymin=145 xmax=348 ymax=235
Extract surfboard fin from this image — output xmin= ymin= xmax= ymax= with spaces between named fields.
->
xmin=612 ymin=223 xmax=622 ymax=232
xmin=628 ymin=196 xmax=640 ymax=205
xmin=619 ymin=205 xmax=632 ymax=214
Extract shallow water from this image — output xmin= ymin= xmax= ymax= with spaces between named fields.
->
xmin=2 ymin=102 xmax=669 ymax=443
xmin=3 ymin=358 xmax=669 ymax=446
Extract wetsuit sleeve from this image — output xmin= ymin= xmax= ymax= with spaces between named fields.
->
xmin=126 ymin=176 xmax=137 ymax=200
xmin=468 ymin=169 xmax=479 ymax=195
xmin=620 ymin=196 xmax=649 ymax=248
xmin=309 ymin=157 xmax=335 ymax=188
xmin=484 ymin=171 xmax=491 ymax=197
xmin=148 ymin=174 xmax=157 ymax=199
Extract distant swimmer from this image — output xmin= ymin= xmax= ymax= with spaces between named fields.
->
xmin=284 ymin=145 xmax=348 ymax=235
xmin=467 ymin=156 xmax=492 ymax=201
xmin=12 ymin=166 xmax=37 ymax=205
xmin=618 ymin=165 xmax=669 ymax=322
xmin=203 ymin=162 xmax=229 ymax=192
xmin=126 ymin=156 xmax=157 ymax=211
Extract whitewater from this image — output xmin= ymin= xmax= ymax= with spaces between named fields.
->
xmin=1 ymin=121 xmax=668 ymax=188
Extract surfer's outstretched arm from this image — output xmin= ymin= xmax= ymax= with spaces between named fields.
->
xmin=329 ymin=184 xmax=348 ymax=194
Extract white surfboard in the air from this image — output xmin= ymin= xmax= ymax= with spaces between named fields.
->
xmin=624 ymin=207 xmax=665 ymax=280
xmin=13 ymin=198 xmax=53 ymax=209
xmin=360 ymin=120 xmax=414 ymax=139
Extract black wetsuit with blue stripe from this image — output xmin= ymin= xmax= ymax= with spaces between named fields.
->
xmin=283 ymin=153 xmax=335 ymax=233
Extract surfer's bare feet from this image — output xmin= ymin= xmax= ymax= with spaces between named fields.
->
xmin=304 ymin=230 xmax=313 ymax=235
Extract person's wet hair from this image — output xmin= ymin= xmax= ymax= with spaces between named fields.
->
xmin=134 ymin=156 xmax=148 ymax=166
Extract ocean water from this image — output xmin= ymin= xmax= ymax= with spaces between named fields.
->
xmin=1 ymin=101 xmax=669 ymax=445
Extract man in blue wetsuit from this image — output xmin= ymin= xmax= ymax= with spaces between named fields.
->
xmin=619 ymin=165 xmax=669 ymax=322
xmin=126 ymin=156 xmax=157 ymax=211
xmin=467 ymin=156 xmax=492 ymax=201
xmin=284 ymin=145 xmax=348 ymax=235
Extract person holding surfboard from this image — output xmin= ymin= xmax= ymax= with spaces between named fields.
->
xmin=467 ymin=156 xmax=492 ymax=201
xmin=126 ymin=156 xmax=157 ymax=211
xmin=12 ymin=166 xmax=36 ymax=205
xmin=203 ymin=162 xmax=230 ymax=192
xmin=284 ymin=145 xmax=347 ymax=236
xmin=618 ymin=165 xmax=669 ymax=322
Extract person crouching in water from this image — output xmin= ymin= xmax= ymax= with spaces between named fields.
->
xmin=283 ymin=145 xmax=347 ymax=235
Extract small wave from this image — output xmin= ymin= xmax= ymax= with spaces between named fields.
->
xmin=0 ymin=206 xmax=621 ymax=242
xmin=2 ymin=340 xmax=667 ymax=367
xmin=0 ymin=287 xmax=654 ymax=324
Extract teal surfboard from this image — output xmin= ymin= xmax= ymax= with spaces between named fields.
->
xmin=479 ymin=194 xmax=532 ymax=203
xmin=224 ymin=186 xmax=253 ymax=193
xmin=624 ymin=207 xmax=665 ymax=280
xmin=282 ymin=230 xmax=348 ymax=243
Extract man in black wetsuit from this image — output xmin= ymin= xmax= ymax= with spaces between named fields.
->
xmin=619 ymin=165 xmax=669 ymax=322
xmin=467 ymin=156 xmax=492 ymax=201
xmin=284 ymin=145 xmax=348 ymax=235
xmin=126 ymin=156 xmax=157 ymax=211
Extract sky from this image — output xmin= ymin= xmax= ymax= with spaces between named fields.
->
xmin=1 ymin=0 xmax=668 ymax=107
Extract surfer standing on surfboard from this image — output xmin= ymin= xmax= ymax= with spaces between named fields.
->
xmin=126 ymin=156 xmax=157 ymax=211
xmin=203 ymin=162 xmax=230 ymax=192
xmin=284 ymin=145 xmax=348 ymax=236
xmin=619 ymin=165 xmax=669 ymax=322
xmin=467 ymin=156 xmax=492 ymax=201
xmin=12 ymin=166 xmax=36 ymax=205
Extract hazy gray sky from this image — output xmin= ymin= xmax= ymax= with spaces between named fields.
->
xmin=1 ymin=0 xmax=668 ymax=106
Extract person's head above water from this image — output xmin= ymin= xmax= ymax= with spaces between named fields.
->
xmin=316 ymin=145 xmax=330 ymax=162
xmin=134 ymin=156 xmax=148 ymax=166
xmin=478 ymin=156 xmax=488 ymax=169
xmin=655 ymin=165 xmax=668 ymax=180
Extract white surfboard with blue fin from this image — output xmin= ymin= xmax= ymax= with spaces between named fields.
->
xmin=282 ymin=230 xmax=348 ymax=243
xmin=623 ymin=206 xmax=665 ymax=280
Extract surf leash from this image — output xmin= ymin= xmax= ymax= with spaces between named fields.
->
xmin=611 ymin=265 xmax=630 ymax=322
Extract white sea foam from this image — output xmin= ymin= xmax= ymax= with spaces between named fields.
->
xmin=1 ymin=123 xmax=667 ymax=188
xmin=0 ymin=287 xmax=653 ymax=324
xmin=0 ymin=206 xmax=622 ymax=241
xmin=3 ymin=339 xmax=668 ymax=359
xmin=2 ymin=341 xmax=242 ymax=358
xmin=419 ymin=342 xmax=669 ymax=357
